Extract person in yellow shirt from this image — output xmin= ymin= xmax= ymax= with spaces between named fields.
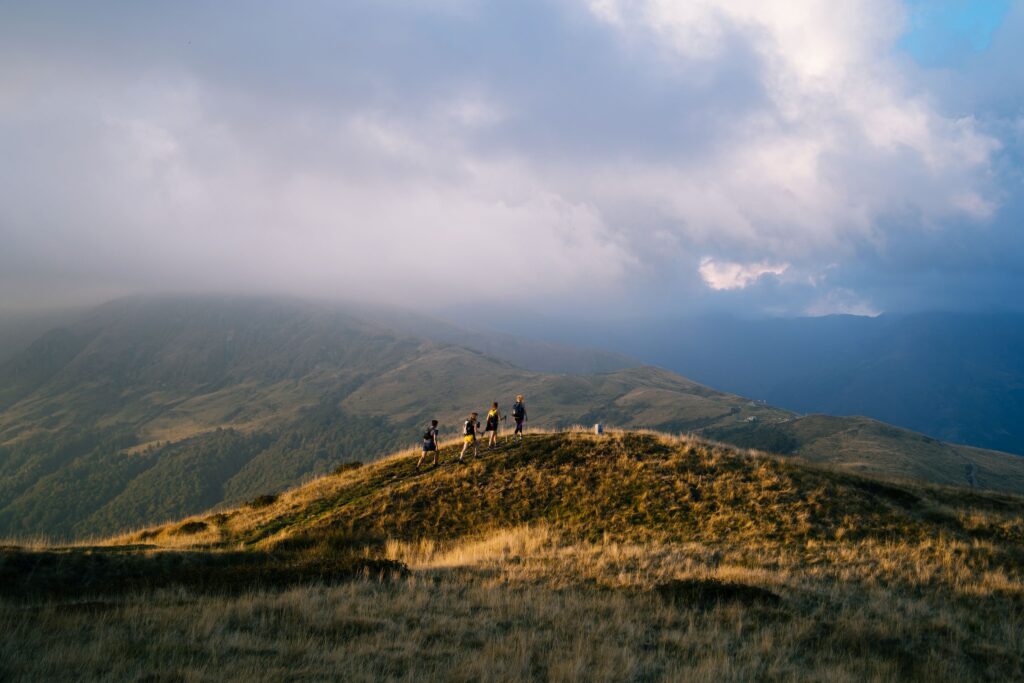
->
xmin=484 ymin=402 xmax=503 ymax=449
xmin=460 ymin=412 xmax=481 ymax=461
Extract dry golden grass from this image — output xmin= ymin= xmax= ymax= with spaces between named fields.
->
xmin=2 ymin=430 xmax=1023 ymax=681
xmin=2 ymin=527 xmax=1021 ymax=681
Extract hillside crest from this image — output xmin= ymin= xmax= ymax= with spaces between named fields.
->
xmin=117 ymin=430 xmax=1024 ymax=555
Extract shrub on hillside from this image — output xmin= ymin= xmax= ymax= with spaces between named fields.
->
xmin=248 ymin=494 xmax=278 ymax=509
xmin=333 ymin=461 xmax=362 ymax=475
xmin=172 ymin=521 xmax=208 ymax=536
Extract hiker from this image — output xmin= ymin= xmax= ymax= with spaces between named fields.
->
xmin=484 ymin=402 xmax=503 ymax=449
xmin=418 ymin=419 xmax=440 ymax=468
xmin=512 ymin=394 xmax=527 ymax=441
xmin=460 ymin=412 xmax=481 ymax=461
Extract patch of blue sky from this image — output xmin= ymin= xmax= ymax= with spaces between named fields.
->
xmin=899 ymin=0 xmax=1011 ymax=66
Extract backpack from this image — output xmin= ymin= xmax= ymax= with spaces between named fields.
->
xmin=512 ymin=402 xmax=525 ymax=418
xmin=422 ymin=428 xmax=434 ymax=442
xmin=464 ymin=419 xmax=475 ymax=435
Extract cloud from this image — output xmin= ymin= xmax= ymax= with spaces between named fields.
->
xmin=4 ymin=84 xmax=634 ymax=306
xmin=581 ymin=1 xmax=1001 ymax=251
xmin=699 ymin=258 xmax=789 ymax=291
xmin=0 ymin=1 xmax=1020 ymax=315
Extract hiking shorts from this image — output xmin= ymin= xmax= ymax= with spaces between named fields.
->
xmin=485 ymin=423 xmax=497 ymax=432
xmin=514 ymin=418 xmax=524 ymax=433
xmin=422 ymin=441 xmax=436 ymax=452
xmin=463 ymin=434 xmax=475 ymax=443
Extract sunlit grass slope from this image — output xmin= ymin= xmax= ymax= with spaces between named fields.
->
xmin=3 ymin=431 xmax=1023 ymax=681
xmin=117 ymin=430 xmax=1024 ymax=555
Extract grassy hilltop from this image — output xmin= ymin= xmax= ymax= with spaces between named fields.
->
xmin=3 ymin=431 xmax=1023 ymax=681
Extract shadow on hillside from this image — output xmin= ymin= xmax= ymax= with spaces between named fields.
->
xmin=0 ymin=546 xmax=406 ymax=600
xmin=653 ymin=578 xmax=782 ymax=608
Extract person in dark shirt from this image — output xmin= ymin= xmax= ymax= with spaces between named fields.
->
xmin=418 ymin=419 xmax=440 ymax=469
xmin=512 ymin=395 xmax=527 ymax=442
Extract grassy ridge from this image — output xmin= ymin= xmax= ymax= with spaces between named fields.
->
xmin=125 ymin=431 xmax=1024 ymax=555
xmin=704 ymin=414 xmax=1024 ymax=492
xmin=3 ymin=431 xmax=1024 ymax=681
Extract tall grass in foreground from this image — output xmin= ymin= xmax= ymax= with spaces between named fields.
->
xmin=2 ymin=527 xmax=1021 ymax=681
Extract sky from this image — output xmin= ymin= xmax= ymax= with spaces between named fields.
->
xmin=1 ymin=0 xmax=1022 ymax=318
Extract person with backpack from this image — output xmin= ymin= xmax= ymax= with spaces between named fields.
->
xmin=460 ymin=412 xmax=481 ymax=461
xmin=484 ymin=402 xmax=503 ymax=449
xmin=512 ymin=394 xmax=527 ymax=442
xmin=418 ymin=419 xmax=440 ymax=469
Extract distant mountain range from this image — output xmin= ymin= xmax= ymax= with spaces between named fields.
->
xmin=2 ymin=296 xmax=1022 ymax=540
xmin=471 ymin=312 xmax=1024 ymax=456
